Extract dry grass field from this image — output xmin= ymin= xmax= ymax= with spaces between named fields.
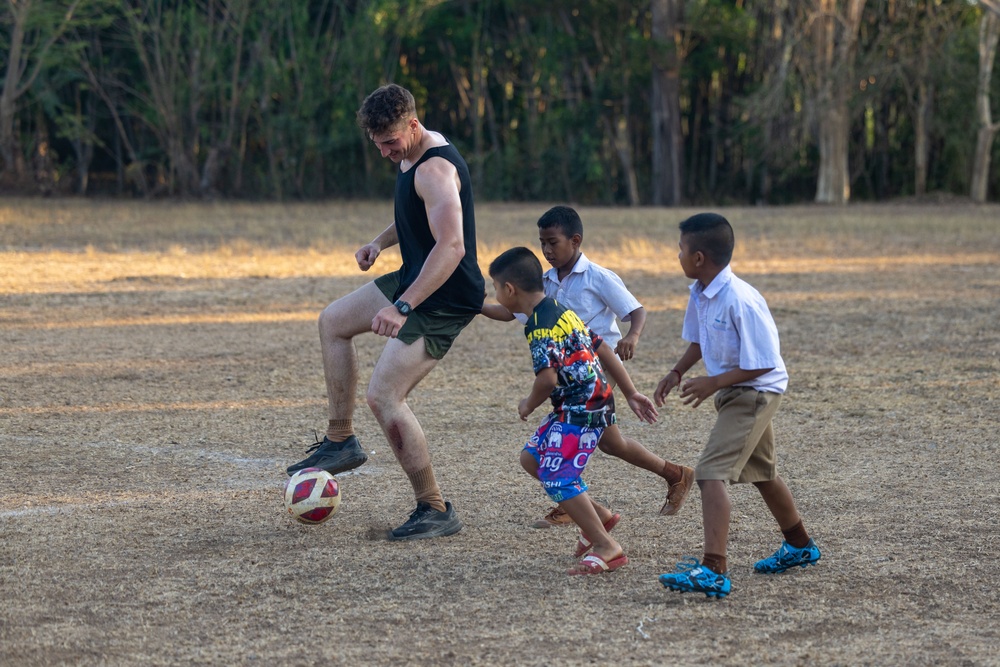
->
xmin=1 ymin=198 xmax=998 ymax=666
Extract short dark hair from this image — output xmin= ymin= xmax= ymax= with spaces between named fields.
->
xmin=357 ymin=84 xmax=416 ymax=137
xmin=679 ymin=212 xmax=734 ymax=266
xmin=537 ymin=205 xmax=584 ymax=240
xmin=489 ymin=247 xmax=543 ymax=292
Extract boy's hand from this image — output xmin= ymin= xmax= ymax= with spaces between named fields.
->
xmin=625 ymin=392 xmax=658 ymax=424
xmin=654 ymin=372 xmax=681 ymax=406
xmin=517 ymin=397 xmax=534 ymax=421
xmin=678 ymin=376 xmax=718 ymax=408
xmin=615 ymin=334 xmax=638 ymax=361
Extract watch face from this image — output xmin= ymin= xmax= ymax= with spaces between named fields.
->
xmin=395 ymin=300 xmax=411 ymax=315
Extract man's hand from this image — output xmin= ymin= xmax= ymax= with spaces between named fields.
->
xmin=625 ymin=392 xmax=659 ymax=424
xmin=356 ymin=242 xmax=381 ymax=271
xmin=371 ymin=306 xmax=406 ymax=338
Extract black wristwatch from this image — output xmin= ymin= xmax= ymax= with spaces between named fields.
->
xmin=393 ymin=299 xmax=412 ymax=316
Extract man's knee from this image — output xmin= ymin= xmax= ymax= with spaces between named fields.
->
xmin=319 ymin=302 xmax=340 ymax=336
xmin=366 ymin=382 xmax=408 ymax=422
xmin=319 ymin=299 xmax=362 ymax=340
xmin=365 ymin=387 xmax=386 ymax=418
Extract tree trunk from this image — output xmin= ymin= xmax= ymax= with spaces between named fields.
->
xmin=912 ymin=0 xmax=934 ymax=198
xmin=971 ymin=10 xmax=1000 ymax=203
xmin=71 ymin=87 xmax=96 ymax=194
xmin=603 ymin=113 xmax=640 ymax=206
xmin=813 ymin=0 xmax=866 ymax=205
xmin=651 ymin=0 xmax=684 ymax=206
xmin=914 ymin=80 xmax=930 ymax=197
xmin=0 ymin=0 xmax=30 ymax=179
xmin=816 ymin=93 xmax=851 ymax=203
xmin=1 ymin=0 xmax=81 ymax=183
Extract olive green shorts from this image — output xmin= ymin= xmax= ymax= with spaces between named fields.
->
xmin=696 ymin=386 xmax=783 ymax=484
xmin=374 ymin=271 xmax=478 ymax=360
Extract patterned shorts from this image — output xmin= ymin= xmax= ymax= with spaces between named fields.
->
xmin=524 ymin=414 xmax=605 ymax=502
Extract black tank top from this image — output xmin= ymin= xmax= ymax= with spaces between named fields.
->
xmin=392 ymin=141 xmax=485 ymax=314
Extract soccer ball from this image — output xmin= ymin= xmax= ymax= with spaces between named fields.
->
xmin=284 ymin=467 xmax=341 ymax=524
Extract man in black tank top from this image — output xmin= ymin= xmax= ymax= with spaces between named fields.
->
xmin=286 ymin=84 xmax=484 ymax=541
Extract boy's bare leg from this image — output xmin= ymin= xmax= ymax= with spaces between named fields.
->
xmin=700 ymin=479 xmax=731 ymax=570
xmin=752 ymin=476 xmax=818 ymax=569
xmin=598 ymin=382 xmax=668 ymax=474
xmin=519 ymin=449 xmax=540 ymax=477
xmin=753 ymin=476 xmax=801 ymax=530
xmin=597 ymin=423 xmax=695 ymax=515
xmin=596 ymin=424 xmax=664 ymax=473
xmin=560 ymin=493 xmax=622 ymax=563
xmin=520 ymin=451 xmax=614 ymax=525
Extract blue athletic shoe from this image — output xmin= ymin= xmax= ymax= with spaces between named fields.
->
xmin=658 ymin=557 xmax=731 ymax=599
xmin=754 ymin=539 xmax=821 ymax=574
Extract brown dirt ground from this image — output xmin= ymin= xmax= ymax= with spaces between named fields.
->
xmin=1 ymin=200 xmax=998 ymax=666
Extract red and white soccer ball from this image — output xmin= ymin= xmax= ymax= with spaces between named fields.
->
xmin=284 ymin=467 xmax=342 ymax=525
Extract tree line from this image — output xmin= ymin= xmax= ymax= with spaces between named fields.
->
xmin=2 ymin=0 xmax=998 ymax=205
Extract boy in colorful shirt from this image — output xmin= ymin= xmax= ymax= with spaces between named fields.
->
xmin=482 ymin=206 xmax=693 ymax=529
xmin=488 ymin=247 xmax=659 ymax=574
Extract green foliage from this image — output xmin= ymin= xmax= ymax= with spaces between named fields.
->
xmin=1 ymin=0 xmax=995 ymax=202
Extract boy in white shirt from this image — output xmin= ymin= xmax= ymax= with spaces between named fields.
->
xmin=655 ymin=212 xmax=820 ymax=599
xmin=483 ymin=206 xmax=694 ymax=531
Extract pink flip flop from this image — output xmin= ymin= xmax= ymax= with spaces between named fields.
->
xmin=574 ymin=512 xmax=621 ymax=558
xmin=567 ymin=552 xmax=629 ymax=575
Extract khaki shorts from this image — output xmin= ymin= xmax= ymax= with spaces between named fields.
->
xmin=695 ymin=387 xmax=783 ymax=484
xmin=374 ymin=271 xmax=477 ymax=360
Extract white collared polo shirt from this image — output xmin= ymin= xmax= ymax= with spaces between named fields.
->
xmin=682 ymin=265 xmax=788 ymax=394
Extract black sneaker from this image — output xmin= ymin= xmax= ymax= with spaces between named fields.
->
xmin=286 ymin=435 xmax=368 ymax=476
xmin=387 ymin=501 xmax=463 ymax=541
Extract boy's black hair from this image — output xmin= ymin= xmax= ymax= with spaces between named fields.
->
xmin=357 ymin=84 xmax=416 ymax=137
xmin=537 ymin=205 xmax=584 ymax=240
xmin=489 ymin=247 xmax=544 ymax=292
xmin=679 ymin=212 xmax=734 ymax=267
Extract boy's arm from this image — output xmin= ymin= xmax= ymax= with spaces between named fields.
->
xmin=654 ymin=342 xmax=702 ymax=406
xmin=518 ymin=367 xmax=557 ymax=421
xmin=615 ymin=306 xmax=646 ymax=361
xmin=595 ymin=344 xmax=657 ymax=424
xmin=678 ymin=367 xmax=773 ymax=408
xmin=480 ymin=303 xmax=515 ymax=321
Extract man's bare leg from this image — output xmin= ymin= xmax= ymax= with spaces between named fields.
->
xmin=286 ymin=282 xmax=388 ymax=476
xmin=319 ymin=281 xmax=391 ymax=421
xmin=366 ymin=336 xmax=439 ymax=478
xmin=368 ymin=336 xmax=463 ymax=540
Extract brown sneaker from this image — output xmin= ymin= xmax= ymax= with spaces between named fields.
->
xmin=660 ymin=465 xmax=695 ymax=516
xmin=531 ymin=506 xmax=574 ymax=529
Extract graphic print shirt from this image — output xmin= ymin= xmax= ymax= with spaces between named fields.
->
xmin=524 ymin=297 xmax=612 ymax=418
